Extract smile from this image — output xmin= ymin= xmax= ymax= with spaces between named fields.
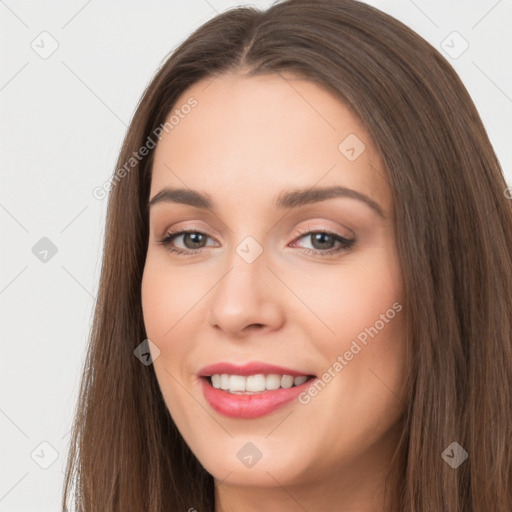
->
xmin=197 ymin=361 xmax=317 ymax=418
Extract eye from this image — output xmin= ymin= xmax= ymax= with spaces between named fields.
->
xmin=156 ymin=227 xmax=356 ymax=257
xmin=291 ymin=228 xmax=355 ymax=256
xmin=156 ymin=229 xmax=216 ymax=255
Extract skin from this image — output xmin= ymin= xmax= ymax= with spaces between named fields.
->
xmin=141 ymin=71 xmax=408 ymax=512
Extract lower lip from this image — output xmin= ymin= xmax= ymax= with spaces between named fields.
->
xmin=199 ymin=377 xmax=316 ymax=418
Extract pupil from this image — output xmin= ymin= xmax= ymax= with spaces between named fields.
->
xmin=312 ymin=233 xmax=334 ymax=250
xmin=185 ymin=233 xmax=205 ymax=248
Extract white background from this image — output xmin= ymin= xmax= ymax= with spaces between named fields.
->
xmin=1 ymin=1 xmax=511 ymax=510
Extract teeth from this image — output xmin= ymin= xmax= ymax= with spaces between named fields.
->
xmin=246 ymin=374 xmax=266 ymax=392
xmin=266 ymin=374 xmax=281 ymax=390
xmin=293 ymin=375 xmax=308 ymax=386
xmin=211 ymin=374 xmax=221 ymax=388
xmin=220 ymin=374 xmax=230 ymax=390
xmin=229 ymin=375 xmax=246 ymax=392
xmin=209 ymin=373 xmax=310 ymax=394
xmin=281 ymin=375 xmax=294 ymax=388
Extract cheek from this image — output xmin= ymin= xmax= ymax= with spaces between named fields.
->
xmin=294 ymin=246 xmax=402 ymax=347
xmin=141 ymin=268 xmax=168 ymax=340
xmin=140 ymin=257 xmax=210 ymax=390
xmin=141 ymin=256 xmax=206 ymax=338
xmin=141 ymin=261 xmax=201 ymax=422
xmin=312 ymin=246 xmax=406 ymax=406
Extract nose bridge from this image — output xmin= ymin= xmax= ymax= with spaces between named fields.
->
xmin=207 ymin=235 xmax=284 ymax=335
xmin=217 ymin=237 xmax=268 ymax=306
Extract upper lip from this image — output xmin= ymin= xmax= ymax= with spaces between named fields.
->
xmin=198 ymin=361 xmax=315 ymax=378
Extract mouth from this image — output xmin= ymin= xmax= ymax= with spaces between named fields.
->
xmin=197 ymin=362 xmax=318 ymax=418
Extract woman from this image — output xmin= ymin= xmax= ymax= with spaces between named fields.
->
xmin=62 ymin=0 xmax=512 ymax=510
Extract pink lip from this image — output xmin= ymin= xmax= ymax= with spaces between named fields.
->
xmin=197 ymin=361 xmax=317 ymax=419
xmin=197 ymin=361 xmax=312 ymax=377
xmin=199 ymin=376 xmax=316 ymax=419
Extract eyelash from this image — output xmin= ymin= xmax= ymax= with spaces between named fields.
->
xmin=156 ymin=226 xmax=355 ymax=257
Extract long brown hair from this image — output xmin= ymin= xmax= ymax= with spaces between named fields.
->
xmin=62 ymin=0 xmax=512 ymax=510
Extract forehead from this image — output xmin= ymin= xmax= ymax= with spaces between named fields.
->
xmin=150 ymin=72 xmax=391 ymax=215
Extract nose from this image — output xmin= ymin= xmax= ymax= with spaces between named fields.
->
xmin=207 ymin=253 xmax=285 ymax=338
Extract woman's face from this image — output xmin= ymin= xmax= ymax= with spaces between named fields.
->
xmin=141 ymin=72 xmax=407 ymax=497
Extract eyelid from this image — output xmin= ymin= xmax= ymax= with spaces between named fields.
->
xmin=292 ymin=221 xmax=354 ymax=240
xmin=161 ymin=222 xmax=219 ymax=240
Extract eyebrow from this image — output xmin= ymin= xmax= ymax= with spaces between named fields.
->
xmin=147 ymin=185 xmax=385 ymax=218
